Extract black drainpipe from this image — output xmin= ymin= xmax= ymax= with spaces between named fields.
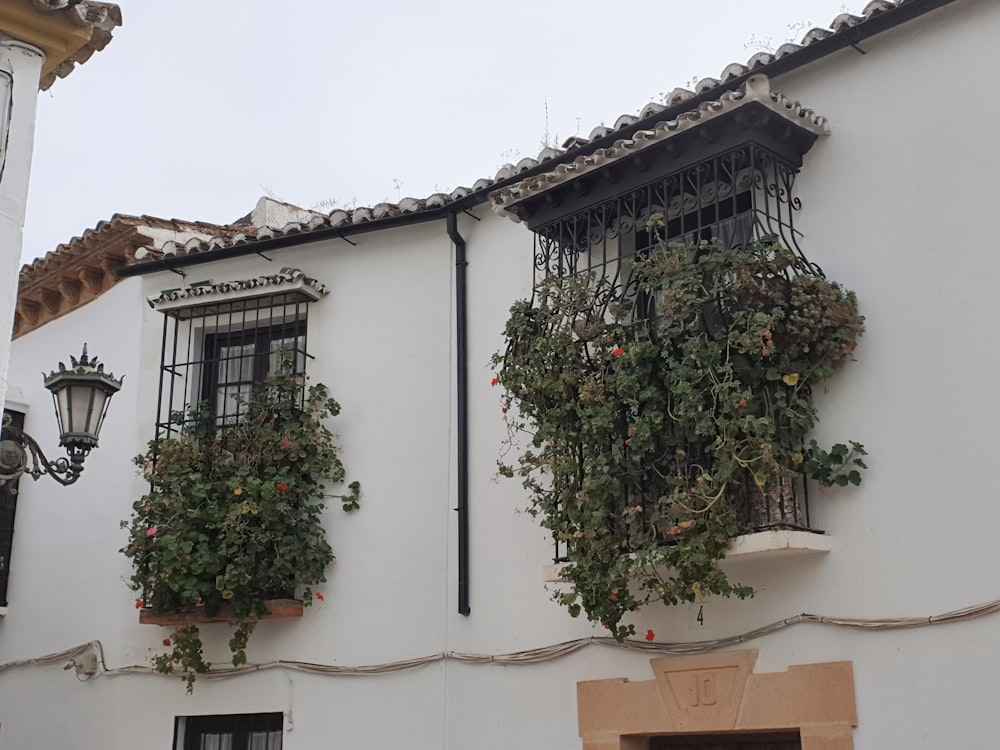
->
xmin=447 ymin=212 xmax=470 ymax=616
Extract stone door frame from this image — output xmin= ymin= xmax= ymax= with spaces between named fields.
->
xmin=577 ymin=650 xmax=857 ymax=750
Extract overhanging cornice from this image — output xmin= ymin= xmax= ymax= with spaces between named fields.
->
xmin=0 ymin=0 xmax=121 ymax=89
xmin=491 ymin=76 xmax=829 ymax=227
xmin=149 ymin=268 xmax=330 ymax=321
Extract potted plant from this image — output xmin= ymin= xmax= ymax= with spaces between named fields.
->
xmin=122 ymin=358 xmax=360 ymax=690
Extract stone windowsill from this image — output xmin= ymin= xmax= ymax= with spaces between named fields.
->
xmin=724 ymin=529 xmax=832 ymax=561
xmin=543 ymin=530 xmax=832 ymax=583
xmin=138 ymin=598 xmax=303 ymax=626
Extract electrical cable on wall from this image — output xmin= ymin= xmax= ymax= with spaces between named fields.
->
xmin=2 ymin=596 xmax=1000 ymax=681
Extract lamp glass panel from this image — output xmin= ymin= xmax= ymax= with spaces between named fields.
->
xmin=55 ymin=387 xmax=71 ymax=435
xmin=56 ymin=384 xmax=109 ymax=439
xmin=85 ymin=389 xmax=110 ymax=437
xmin=70 ymin=385 xmax=95 ymax=434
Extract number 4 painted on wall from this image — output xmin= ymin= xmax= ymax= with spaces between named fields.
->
xmin=689 ymin=602 xmax=712 ymax=630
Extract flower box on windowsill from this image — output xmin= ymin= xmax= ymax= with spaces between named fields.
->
xmin=138 ymin=598 xmax=304 ymax=626
xmin=542 ymin=530 xmax=832 ymax=583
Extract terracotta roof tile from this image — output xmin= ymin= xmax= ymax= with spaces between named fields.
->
xmin=15 ymin=214 xmax=232 ymax=337
xmin=490 ymin=75 xmax=830 ymax=217
xmin=95 ymin=0 xmax=937 ymax=262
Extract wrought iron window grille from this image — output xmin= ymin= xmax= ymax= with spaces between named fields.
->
xmin=531 ymin=143 xmax=821 ymax=323
xmin=150 ymin=268 xmax=328 ymax=440
xmin=520 ymin=145 xmax=825 ymax=564
xmin=153 ymin=294 xmax=316 ymax=441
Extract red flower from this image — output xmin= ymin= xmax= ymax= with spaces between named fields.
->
xmin=645 ymin=629 xmax=655 ymax=642
xmin=739 ymin=399 xmax=747 ymax=408
xmin=613 ymin=347 xmax=625 ymax=358
xmin=268 ymin=418 xmax=276 ymax=424
xmin=162 ymin=638 xmax=172 ymax=647
xmin=610 ymin=592 xmax=618 ymax=602
xmin=315 ymin=592 xmax=325 ymax=602
xmin=135 ymin=600 xmax=144 ymax=609
xmin=501 ymin=407 xmax=508 ymax=414
xmin=491 ymin=377 xmax=500 ymax=387
xmin=276 ymin=482 xmax=290 ymax=493
xmin=628 ymin=429 xmax=636 ymax=436
xmin=624 ymin=439 xmax=631 ymax=446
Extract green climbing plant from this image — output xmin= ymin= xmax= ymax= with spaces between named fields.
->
xmin=494 ymin=233 xmax=866 ymax=640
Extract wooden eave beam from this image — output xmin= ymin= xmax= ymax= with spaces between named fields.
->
xmin=0 ymin=0 xmax=97 ymax=80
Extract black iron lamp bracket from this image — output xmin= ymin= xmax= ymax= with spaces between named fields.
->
xmin=0 ymin=415 xmax=85 ymax=490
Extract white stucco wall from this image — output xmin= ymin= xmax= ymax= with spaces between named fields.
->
xmin=0 ymin=38 xmax=43 ymax=415
xmin=4 ymin=2 xmax=1000 ymax=748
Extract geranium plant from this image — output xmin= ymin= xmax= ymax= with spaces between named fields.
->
xmin=494 ymin=234 xmax=866 ymax=640
xmin=122 ymin=358 xmax=360 ymax=690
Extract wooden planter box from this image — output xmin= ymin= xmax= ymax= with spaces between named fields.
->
xmin=138 ymin=598 xmax=303 ymax=626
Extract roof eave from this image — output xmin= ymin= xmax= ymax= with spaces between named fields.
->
xmin=117 ymin=0 xmax=961 ymax=278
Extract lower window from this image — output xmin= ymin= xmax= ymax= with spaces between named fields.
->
xmin=0 ymin=409 xmax=25 ymax=607
xmin=651 ymin=732 xmax=800 ymax=749
xmin=174 ymin=713 xmax=282 ymax=750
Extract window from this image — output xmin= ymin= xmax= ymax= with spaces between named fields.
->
xmin=202 ymin=319 xmax=307 ymax=425
xmin=497 ymin=79 xmax=830 ymax=324
xmin=174 ymin=713 xmax=282 ymax=750
xmin=0 ymin=409 xmax=24 ymax=607
xmin=650 ymin=732 xmax=801 ymax=749
xmin=149 ymin=268 xmax=327 ymax=438
xmin=529 ymin=145 xmax=798 ymax=321
xmin=495 ymin=82 xmax=830 ymax=564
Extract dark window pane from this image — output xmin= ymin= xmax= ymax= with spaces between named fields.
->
xmin=180 ymin=713 xmax=282 ymax=750
xmin=0 ymin=410 xmax=25 ymax=607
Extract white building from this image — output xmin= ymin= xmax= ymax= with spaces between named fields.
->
xmin=1 ymin=1 xmax=996 ymax=748
xmin=0 ymin=0 xmax=121 ymax=415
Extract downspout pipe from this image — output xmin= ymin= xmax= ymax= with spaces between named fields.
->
xmin=448 ymin=212 xmax=470 ymax=617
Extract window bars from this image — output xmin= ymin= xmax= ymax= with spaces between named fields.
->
xmin=154 ymin=294 xmax=313 ymax=441
xmin=533 ymin=144 xmax=821 ymax=563
xmin=532 ymin=143 xmax=822 ymax=322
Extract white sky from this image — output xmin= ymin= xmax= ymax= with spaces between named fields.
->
xmin=22 ymin=0 xmax=852 ymax=263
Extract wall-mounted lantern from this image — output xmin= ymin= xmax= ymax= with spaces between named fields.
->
xmin=0 ymin=345 xmax=122 ymax=489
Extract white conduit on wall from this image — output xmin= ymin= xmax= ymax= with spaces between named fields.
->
xmin=2 ymin=597 xmax=1000 ymax=681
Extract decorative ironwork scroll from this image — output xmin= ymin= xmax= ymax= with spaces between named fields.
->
xmin=533 ymin=144 xmax=820 ymax=322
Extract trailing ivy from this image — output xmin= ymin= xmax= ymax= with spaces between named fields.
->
xmin=494 ymin=236 xmax=865 ymax=640
xmin=122 ymin=358 xmax=360 ymax=691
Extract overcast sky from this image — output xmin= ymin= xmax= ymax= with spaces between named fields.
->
xmin=21 ymin=0 xmax=852 ymax=263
